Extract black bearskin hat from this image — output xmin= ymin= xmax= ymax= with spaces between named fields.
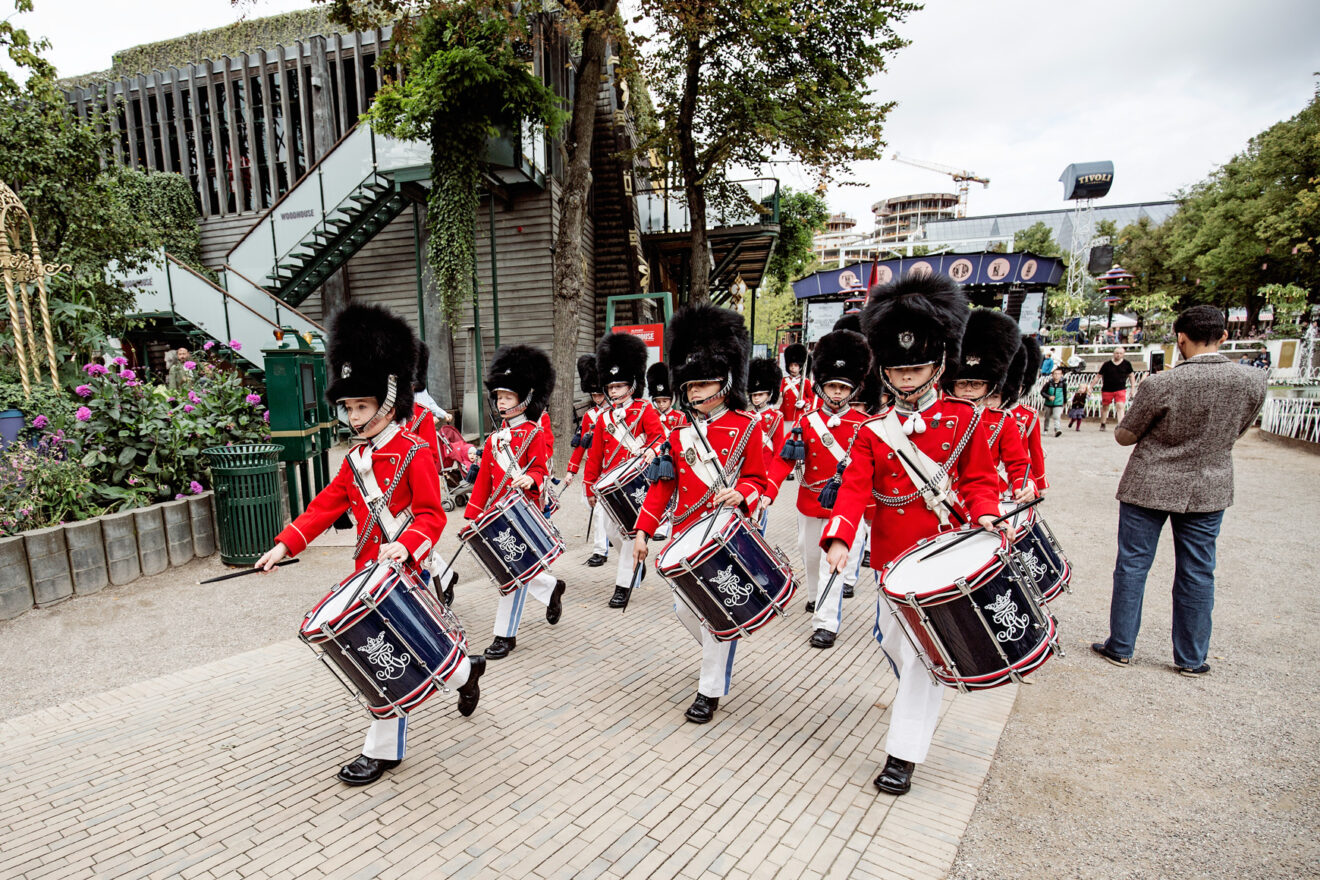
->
xmin=946 ymin=309 xmax=1021 ymax=391
xmin=595 ymin=332 xmax=649 ymax=394
xmin=862 ymin=273 xmax=969 ymax=370
xmin=485 ymin=344 xmax=555 ymax=420
xmin=577 ymin=354 xmax=601 ymax=395
xmin=810 ymin=330 xmax=870 ymax=389
xmin=666 ymin=304 xmax=751 ymax=411
xmin=1004 ymin=336 xmax=1043 ymax=407
xmin=326 ymin=304 xmax=416 ymax=421
xmin=647 ymin=362 xmax=674 ymax=400
xmin=747 ymin=357 xmax=783 ymax=404
xmin=833 ymin=312 xmax=862 ymax=334
xmin=414 ymin=339 xmax=430 ymax=391
xmin=783 ymin=342 xmax=808 ymax=370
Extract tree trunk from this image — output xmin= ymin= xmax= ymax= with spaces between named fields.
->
xmin=678 ymin=35 xmax=710 ymax=304
xmin=550 ymin=4 xmax=614 ymax=463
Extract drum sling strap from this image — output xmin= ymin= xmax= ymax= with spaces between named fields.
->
xmin=671 ymin=418 xmax=754 ymax=528
xmin=601 ymin=404 xmax=646 ymax=470
xmin=869 ymin=407 xmax=981 ymax=528
xmin=486 ymin=424 xmax=541 ymax=510
xmin=349 ymin=440 xmax=424 ymax=559
xmin=798 ymin=410 xmax=857 ymax=491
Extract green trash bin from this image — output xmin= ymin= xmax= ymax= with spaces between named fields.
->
xmin=203 ymin=444 xmax=285 ymax=566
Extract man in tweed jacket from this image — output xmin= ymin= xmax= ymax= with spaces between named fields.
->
xmin=1092 ymin=305 xmax=1267 ymax=676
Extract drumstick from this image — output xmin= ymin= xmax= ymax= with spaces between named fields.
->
xmin=199 ymin=558 xmax=300 ymax=584
xmin=816 ymin=570 xmax=841 ymax=612
xmin=620 ymin=560 xmax=645 ymax=613
xmin=585 ymin=504 xmax=595 ymax=544
xmin=917 ymin=497 xmax=1044 ymax=561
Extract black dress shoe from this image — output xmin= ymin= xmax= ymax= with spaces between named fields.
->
xmin=546 ymin=579 xmax=567 ymax=624
xmin=441 ymin=570 xmax=457 ymax=607
xmin=810 ymin=628 xmax=836 ymax=649
xmin=336 ymin=754 xmax=400 ymax=786
xmin=874 ymin=755 xmax=915 ymax=795
xmin=804 ymin=600 xmax=816 ymax=613
xmin=608 ymin=585 xmax=629 ymax=608
xmin=842 ymin=582 xmax=855 ymax=599
xmin=684 ymin=693 xmax=720 ymax=724
xmin=586 ymin=553 xmax=608 ymax=567
xmin=484 ymin=636 xmax=516 ymax=659
xmin=457 ymin=654 xmax=485 ymax=716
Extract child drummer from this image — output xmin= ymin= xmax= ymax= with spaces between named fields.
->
xmin=647 ymin=362 xmax=686 ymax=540
xmin=767 ymin=330 xmax=873 ymax=649
xmin=820 ymin=274 xmax=1001 ymax=796
xmin=747 ymin=357 xmax=785 ymax=535
xmin=254 ymin=304 xmax=485 ymax=787
xmin=779 ymin=342 xmax=815 ymax=427
xmin=1005 ymin=337 xmax=1049 ymax=496
xmin=946 ymin=309 xmax=1038 ymax=503
xmin=465 ymin=345 xmax=566 ymax=661
xmin=564 ymin=355 xmax=612 ymax=568
xmin=631 ymin=305 xmax=769 ymax=724
xmin=583 ymin=332 xmax=664 ymax=608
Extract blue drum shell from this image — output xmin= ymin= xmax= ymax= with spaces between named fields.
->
xmin=1012 ymin=519 xmax=1069 ymax=600
xmin=918 ymin=563 xmax=1053 ymax=688
xmin=466 ymin=496 xmax=562 ymax=591
xmin=664 ymin=519 xmax=794 ymax=640
xmin=600 ymin=469 xmax=650 ymax=536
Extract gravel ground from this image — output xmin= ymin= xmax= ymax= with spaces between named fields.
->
xmin=3 ymin=428 xmax=1317 ymax=879
xmin=948 ymin=427 xmax=1320 ymax=880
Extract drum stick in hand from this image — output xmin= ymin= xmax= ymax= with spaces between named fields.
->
xmin=199 ymin=558 xmax=300 ymax=584
xmin=918 ymin=496 xmax=1044 ymax=561
xmin=620 ymin=560 xmax=645 ymax=613
xmin=816 ymin=570 xmax=840 ymax=612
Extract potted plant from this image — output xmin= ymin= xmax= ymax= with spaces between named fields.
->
xmin=0 ymin=382 xmax=26 ymax=449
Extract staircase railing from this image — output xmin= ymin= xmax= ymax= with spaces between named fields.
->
xmin=635 ymin=178 xmax=782 ymax=236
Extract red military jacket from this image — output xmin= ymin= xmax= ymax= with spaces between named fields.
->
xmin=656 ymin=406 xmax=689 ymax=434
xmin=820 ymin=395 xmax=1001 ymax=566
xmin=635 ymin=408 xmax=768 ymax=537
xmin=980 ymin=407 xmax=1032 ymax=495
xmin=464 ymin=416 xmax=549 ymax=519
xmin=276 ymin=423 xmax=446 ymax=573
xmin=408 ymin=402 xmax=441 ymax=471
xmin=753 ymin=405 xmax=786 ymax=462
xmin=1010 ymin=404 xmax=1048 ymax=490
xmin=566 ymin=404 xmax=606 ymax=475
xmin=768 ymin=403 xmax=869 ymax=518
xmin=779 ymin=374 xmax=817 ymax=426
xmin=583 ymin=398 xmax=664 ymax=499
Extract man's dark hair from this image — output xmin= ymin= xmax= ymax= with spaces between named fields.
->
xmin=1173 ymin=305 xmax=1226 ymax=345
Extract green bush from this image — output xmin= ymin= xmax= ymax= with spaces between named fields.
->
xmin=0 ymin=433 xmax=100 ymax=536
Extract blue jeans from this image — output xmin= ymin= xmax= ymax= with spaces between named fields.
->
xmin=1107 ymin=501 xmax=1224 ymax=669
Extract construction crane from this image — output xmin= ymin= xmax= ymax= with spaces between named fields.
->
xmin=890 ymin=153 xmax=990 ymax=218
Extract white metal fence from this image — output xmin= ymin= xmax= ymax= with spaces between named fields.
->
xmin=1259 ymin=397 xmax=1320 ymax=444
xmin=1023 ymin=371 xmax=1149 ymax=420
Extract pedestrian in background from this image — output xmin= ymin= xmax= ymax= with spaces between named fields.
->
xmin=1040 ymin=367 xmax=1068 ymax=436
xmin=1067 ymin=384 xmax=1089 ymax=431
xmin=1097 ymin=346 xmax=1135 ymax=429
xmin=1092 ymin=305 xmax=1267 ymax=676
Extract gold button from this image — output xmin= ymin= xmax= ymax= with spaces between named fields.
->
xmin=942 ymin=442 xmax=951 ymax=450
xmin=891 ymin=488 xmax=900 ymax=495
xmin=896 ymin=508 xmax=905 ymax=515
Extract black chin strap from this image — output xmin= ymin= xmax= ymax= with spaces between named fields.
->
xmin=346 ymin=374 xmax=398 ymax=438
xmin=680 ymin=374 xmax=732 ymax=414
xmin=879 ymin=360 xmax=945 ymax=405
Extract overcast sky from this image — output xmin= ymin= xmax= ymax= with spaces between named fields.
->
xmin=8 ymin=0 xmax=1320 ymax=231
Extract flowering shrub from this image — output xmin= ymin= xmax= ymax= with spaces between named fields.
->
xmin=0 ymin=433 xmax=101 ymax=536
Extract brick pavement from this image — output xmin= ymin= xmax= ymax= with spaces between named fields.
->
xmin=0 ymin=481 xmax=1020 ymax=880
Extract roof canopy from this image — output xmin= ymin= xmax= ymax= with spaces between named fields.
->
xmin=792 ymin=252 xmax=1065 ymax=300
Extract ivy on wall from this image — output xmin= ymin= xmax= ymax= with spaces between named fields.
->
xmin=120 ymin=170 xmax=204 ymax=270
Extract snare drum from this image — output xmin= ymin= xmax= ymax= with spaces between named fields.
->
xmin=299 ymin=561 xmax=468 ymax=719
xmin=459 ymin=492 xmax=564 ymax=594
xmin=656 ymin=508 xmax=799 ymax=641
xmin=594 ymin=455 xmax=651 ymax=537
xmin=879 ymin=530 xmax=1058 ymax=691
xmin=999 ymin=501 xmax=1070 ymax=602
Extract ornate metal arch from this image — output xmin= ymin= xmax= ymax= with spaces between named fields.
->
xmin=0 ymin=180 xmax=69 ymax=395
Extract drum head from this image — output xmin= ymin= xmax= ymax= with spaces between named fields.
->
xmin=883 ymin=531 xmax=1003 ymax=600
xmin=997 ymin=501 xmax=1034 ymax=529
xmin=656 ymin=509 xmax=736 ymax=567
xmin=598 ymin=456 xmax=643 ymax=490
xmin=303 ymin=564 xmax=393 ymax=633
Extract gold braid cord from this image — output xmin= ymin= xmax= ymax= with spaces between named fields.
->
xmin=0 ymin=180 xmax=69 ymax=394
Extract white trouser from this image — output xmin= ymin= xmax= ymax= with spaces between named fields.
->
xmin=586 ymin=487 xmax=610 ymax=556
xmin=756 ymin=506 xmax=769 ymax=536
xmin=846 ymin=520 xmax=870 ymax=588
xmin=493 ymin=570 xmax=557 ymax=638
xmin=673 ymin=598 xmax=737 ymax=698
xmin=797 ymin=512 xmax=864 ymax=633
xmin=609 ymin=523 xmax=635 ymax=589
xmin=873 ymin=586 xmax=945 ymax=764
xmin=361 ymin=654 xmax=472 ymax=760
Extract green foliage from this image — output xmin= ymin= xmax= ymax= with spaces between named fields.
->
xmin=765 ymin=187 xmax=829 ymax=285
xmin=1013 ymin=221 xmax=1061 ymax=258
xmin=752 ymin=277 xmax=802 ymax=346
xmin=0 ymin=434 xmax=101 ymax=536
xmin=0 ymin=0 xmax=54 ymax=98
xmin=363 ymin=3 xmax=566 ymax=326
xmin=120 ymin=171 xmax=204 ymax=269
xmin=1259 ymin=282 xmax=1309 ymax=321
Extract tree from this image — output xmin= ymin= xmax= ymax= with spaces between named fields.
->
xmin=1013 ymin=221 xmax=1061 ymax=258
xmin=749 ymin=186 xmax=826 ymax=345
xmin=636 ymin=0 xmax=918 ymax=303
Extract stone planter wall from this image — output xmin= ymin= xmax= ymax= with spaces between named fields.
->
xmin=0 ymin=491 xmax=218 ymax=621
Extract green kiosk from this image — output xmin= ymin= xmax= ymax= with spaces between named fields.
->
xmin=263 ymin=329 xmax=334 ymax=518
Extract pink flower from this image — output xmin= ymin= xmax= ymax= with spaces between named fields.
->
xmin=113 ymin=356 xmax=128 ymax=366
xmin=245 ymin=393 xmax=262 ymax=406
xmin=75 ymin=384 xmax=92 ymax=398
xmin=229 ymin=340 xmax=242 ymax=351
xmin=189 ymin=481 xmax=204 ymax=494
xmin=204 ymin=341 xmax=215 ymax=351
xmin=127 ymin=476 xmax=138 ymax=485
xmin=175 ymin=493 xmax=185 ymax=500
xmin=126 ymin=380 xmax=139 ymax=387
xmin=263 ymin=410 xmax=270 ymax=423
xmin=120 ymin=369 xmax=136 ymax=380
xmin=75 ymin=407 xmax=91 ymax=422
xmin=188 ymin=391 xmax=202 ymax=404
xmin=32 ymin=414 xmax=48 ymax=429
xmin=83 ymin=363 xmax=108 ymax=376
xmin=183 ymin=405 xmax=195 ymax=413
xmin=183 ymin=361 xmax=196 ymax=370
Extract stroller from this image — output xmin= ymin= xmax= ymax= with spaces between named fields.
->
xmin=435 ymin=423 xmax=478 ymax=511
